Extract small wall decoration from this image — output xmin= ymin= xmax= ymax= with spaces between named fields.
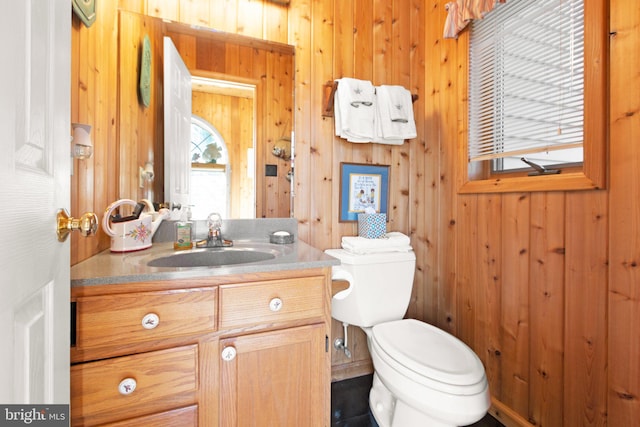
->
xmin=272 ymin=137 xmax=292 ymax=160
xmin=339 ymin=163 xmax=390 ymax=222
xmin=72 ymin=0 xmax=96 ymax=28
xmin=139 ymin=35 xmax=152 ymax=107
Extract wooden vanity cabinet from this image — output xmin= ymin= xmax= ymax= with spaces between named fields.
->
xmin=70 ymin=269 xmax=332 ymax=427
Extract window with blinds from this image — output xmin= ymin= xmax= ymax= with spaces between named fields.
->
xmin=469 ymin=0 xmax=585 ymax=172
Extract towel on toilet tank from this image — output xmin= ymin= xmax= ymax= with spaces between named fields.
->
xmin=341 ymin=231 xmax=412 ymax=254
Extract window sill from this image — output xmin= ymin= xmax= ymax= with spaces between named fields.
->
xmin=192 ymin=162 xmax=226 ymax=170
xmin=457 ymin=171 xmax=604 ymax=194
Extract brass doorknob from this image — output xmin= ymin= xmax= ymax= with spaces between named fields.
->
xmin=57 ymin=209 xmax=98 ymax=242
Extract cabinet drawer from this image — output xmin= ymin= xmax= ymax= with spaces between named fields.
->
xmin=98 ymin=405 xmax=197 ymax=427
xmin=75 ymin=288 xmax=217 ymax=349
xmin=219 ymin=276 xmax=325 ymax=329
xmin=71 ymin=345 xmax=198 ymax=426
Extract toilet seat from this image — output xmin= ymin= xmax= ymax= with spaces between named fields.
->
xmin=371 ymin=319 xmax=487 ymax=395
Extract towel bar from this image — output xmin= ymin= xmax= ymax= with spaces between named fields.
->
xmin=322 ymin=80 xmax=418 ymax=118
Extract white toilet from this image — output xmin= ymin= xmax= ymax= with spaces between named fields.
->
xmin=326 ymin=248 xmax=490 ymax=427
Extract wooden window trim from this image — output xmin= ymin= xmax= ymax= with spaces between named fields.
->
xmin=192 ymin=162 xmax=227 ymax=171
xmin=456 ymin=0 xmax=608 ymax=194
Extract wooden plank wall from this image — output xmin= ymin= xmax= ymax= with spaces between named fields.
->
xmin=289 ymin=0 xmax=423 ymax=379
xmin=71 ymin=0 xmax=640 ymax=425
xmin=117 ymin=11 xmax=165 ymax=208
xmin=608 ymin=1 xmax=640 ymax=426
xmin=70 ymin=0 xmax=119 ymax=264
xmin=425 ymin=1 xmax=636 ymax=426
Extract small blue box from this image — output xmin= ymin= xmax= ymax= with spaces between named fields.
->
xmin=357 ymin=213 xmax=387 ymax=239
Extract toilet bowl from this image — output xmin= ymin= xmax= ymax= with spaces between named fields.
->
xmin=326 ymin=247 xmax=490 ymax=427
xmin=367 ymin=319 xmax=490 ymax=427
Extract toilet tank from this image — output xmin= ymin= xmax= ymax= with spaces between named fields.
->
xmin=325 ymin=249 xmax=416 ymax=328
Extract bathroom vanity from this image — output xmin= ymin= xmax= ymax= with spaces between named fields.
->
xmin=69 ymin=220 xmax=338 ymax=426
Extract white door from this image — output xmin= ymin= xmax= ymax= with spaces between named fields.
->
xmin=164 ymin=36 xmax=192 ymax=209
xmin=0 ymin=0 xmax=71 ymax=403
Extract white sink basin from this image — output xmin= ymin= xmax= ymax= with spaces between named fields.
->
xmin=125 ymin=241 xmax=293 ymax=269
xmin=147 ymin=248 xmax=275 ymax=268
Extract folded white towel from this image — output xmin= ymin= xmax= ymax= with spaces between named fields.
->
xmin=374 ymin=103 xmax=405 ymax=145
xmin=335 ymin=78 xmax=376 ymax=142
xmin=341 ymin=231 xmax=412 ymax=254
xmin=373 ymin=85 xmax=417 ymax=145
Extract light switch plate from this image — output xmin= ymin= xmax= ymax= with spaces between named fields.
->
xmin=265 ymin=164 xmax=277 ymax=176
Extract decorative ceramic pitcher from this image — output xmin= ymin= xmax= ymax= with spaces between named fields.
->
xmin=102 ymin=199 xmax=165 ymax=252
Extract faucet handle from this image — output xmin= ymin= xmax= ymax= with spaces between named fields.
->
xmin=207 ymin=212 xmax=222 ymax=229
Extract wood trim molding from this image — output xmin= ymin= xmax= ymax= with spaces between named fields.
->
xmin=331 ymin=359 xmax=373 ymax=383
xmin=489 ymin=397 xmax=536 ymax=427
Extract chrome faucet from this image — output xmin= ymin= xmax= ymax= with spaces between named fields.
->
xmin=196 ymin=212 xmax=233 ymax=248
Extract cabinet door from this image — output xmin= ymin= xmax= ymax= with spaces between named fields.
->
xmin=220 ymin=324 xmax=327 ymax=427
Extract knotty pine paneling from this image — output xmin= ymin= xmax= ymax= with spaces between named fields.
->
xmin=291 ymin=0 xmax=422 ymax=381
xmin=528 ymin=192 xmax=565 ymax=426
xmin=455 ymin=194 xmax=478 ymax=350
xmin=71 ymin=0 xmax=119 ymax=264
xmin=564 ymin=191 xmax=608 ymax=426
xmin=117 ymin=11 xmax=164 ymax=203
xmin=428 ymin=1 xmax=632 ymax=426
xmin=310 ymin=0 xmax=334 ymax=246
xmin=415 ymin=0 xmax=441 ymax=328
xmin=71 ymin=1 xmax=640 ymax=426
xmin=609 ymin=2 xmax=640 ymax=426
xmin=146 ymin=0 xmax=290 ymax=44
xmin=500 ymin=193 xmax=531 ymax=417
xmin=288 ymin=0 xmax=312 ymax=242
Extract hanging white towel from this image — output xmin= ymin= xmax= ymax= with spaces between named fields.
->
xmin=334 ymin=78 xmax=376 ymax=142
xmin=341 ymin=231 xmax=412 ymax=254
xmin=373 ymin=85 xmax=417 ymax=145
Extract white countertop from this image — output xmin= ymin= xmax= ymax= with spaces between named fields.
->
xmin=72 ymin=218 xmax=340 ymax=286
xmin=71 ymin=237 xmax=339 ymax=287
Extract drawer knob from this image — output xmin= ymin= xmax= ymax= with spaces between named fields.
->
xmin=269 ymin=297 xmax=283 ymax=312
xmin=118 ymin=378 xmax=137 ymax=395
xmin=141 ymin=313 xmax=160 ymax=329
xmin=221 ymin=346 xmax=237 ymax=361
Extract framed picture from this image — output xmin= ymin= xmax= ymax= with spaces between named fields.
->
xmin=339 ymin=162 xmax=390 ymax=222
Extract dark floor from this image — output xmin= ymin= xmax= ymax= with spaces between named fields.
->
xmin=331 ymin=374 xmax=504 ymax=427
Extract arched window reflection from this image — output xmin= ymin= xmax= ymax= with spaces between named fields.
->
xmin=190 ymin=115 xmax=230 ymax=218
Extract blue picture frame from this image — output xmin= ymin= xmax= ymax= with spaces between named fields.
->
xmin=339 ymin=162 xmax=390 ymax=222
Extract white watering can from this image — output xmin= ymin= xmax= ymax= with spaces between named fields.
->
xmin=102 ymin=199 xmax=168 ymax=252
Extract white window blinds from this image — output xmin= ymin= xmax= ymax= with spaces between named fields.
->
xmin=468 ymin=0 xmax=584 ymax=170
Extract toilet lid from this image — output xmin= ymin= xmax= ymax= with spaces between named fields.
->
xmin=371 ymin=319 xmax=485 ymax=386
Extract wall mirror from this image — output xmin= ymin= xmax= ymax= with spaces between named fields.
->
xmin=118 ymin=11 xmax=294 ymax=220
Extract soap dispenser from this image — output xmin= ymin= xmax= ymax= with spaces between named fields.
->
xmin=173 ymin=207 xmax=193 ymax=251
